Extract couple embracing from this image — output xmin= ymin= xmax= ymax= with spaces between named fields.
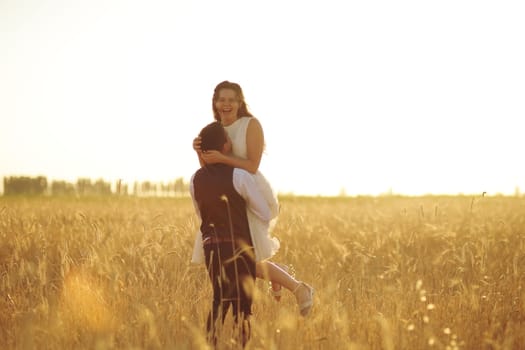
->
xmin=189 ymin=81 xmax=314 ymax=347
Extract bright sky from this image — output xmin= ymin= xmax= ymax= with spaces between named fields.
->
xmin=1 ymin=0 xmax=524 ymax=196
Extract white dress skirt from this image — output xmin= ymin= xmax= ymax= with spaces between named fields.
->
xmin=191 ymin=117 xmax=280 ymax=263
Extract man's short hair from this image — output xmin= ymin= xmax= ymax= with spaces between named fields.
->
xmin=199 ymin=122 xmax=227 ymax=152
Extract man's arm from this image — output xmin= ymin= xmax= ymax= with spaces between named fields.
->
xmin=232 ymin=169 xmax=272 ymax=222
xmin=189 ymin=174 xmax=201 ymax=219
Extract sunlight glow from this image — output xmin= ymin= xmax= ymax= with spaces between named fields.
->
xmin=1 ymin=0 xmax=524 ymax=196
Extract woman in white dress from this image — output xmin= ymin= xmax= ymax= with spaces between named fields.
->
xmin=191 ymin=81 xmax=313 ymax=316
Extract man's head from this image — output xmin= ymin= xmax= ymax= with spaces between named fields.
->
xmin=199 ymin=121 xmax=231 ymax=154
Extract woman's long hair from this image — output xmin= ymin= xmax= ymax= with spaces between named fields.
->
xmin=212 ymin=81 xmax=255 ymax=122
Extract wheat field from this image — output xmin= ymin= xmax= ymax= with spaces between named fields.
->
xmin=1 ymin=195 xmax=524 ymax=349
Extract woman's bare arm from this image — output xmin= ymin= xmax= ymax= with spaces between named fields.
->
xmin=193 ymin=137 xmax=206 ymax=167
xmin=244 ymin=117 xmax=264 ymax=173
xmin=200 ymin=118 xmax=264 ymax=174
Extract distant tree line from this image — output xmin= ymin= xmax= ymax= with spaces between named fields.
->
xmin=2 ymin=176 xmax=190 ymax=197
xmin=3 ymin=176 xmax=48 ymax=195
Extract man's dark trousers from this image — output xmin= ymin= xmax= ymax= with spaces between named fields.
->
xmin=204 ymin=240 xmax=255 ymax=346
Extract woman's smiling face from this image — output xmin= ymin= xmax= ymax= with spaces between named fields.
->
xmin=214 ymin=88 xmax=240 ymax=126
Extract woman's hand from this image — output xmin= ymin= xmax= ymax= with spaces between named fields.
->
xmin=201 ymin=150 xmax=226 ymax=164
xmin=192 ymin=136 xmax=202 ymax=154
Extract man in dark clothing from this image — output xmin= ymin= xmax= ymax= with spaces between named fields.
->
xmin=189 ymin=121 xmax=271 ymax=347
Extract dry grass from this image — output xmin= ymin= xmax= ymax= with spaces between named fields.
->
xmin=1 ymin=195 xmax=524 ymax=349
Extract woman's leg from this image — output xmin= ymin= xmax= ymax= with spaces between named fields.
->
xmin=269 ymin=262 xmax=289 ymax=300
xmin=256 ymin=260 xmax=314 ymax=316
xmin=256 ymin=261 xmax=298 ymax=292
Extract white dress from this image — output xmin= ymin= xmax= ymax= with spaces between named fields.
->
xmin=191 ymin=117 xmax=280 ymax=263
